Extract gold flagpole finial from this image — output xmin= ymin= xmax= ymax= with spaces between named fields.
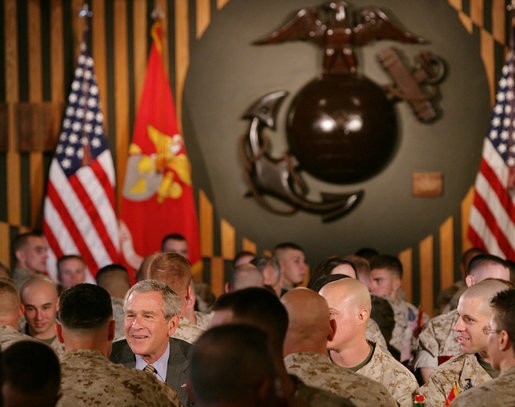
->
xmin=79 ymin=4 xmax=93 ymax=18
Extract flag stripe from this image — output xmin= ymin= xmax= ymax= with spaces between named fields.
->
xmin=47 ymin=181 xmax=99 ymax=273
xmin=49 ymin=162 xmax=112 ymax=266
xmin=469 ymin=205 xmax=504 ymax=257
xmin=91 ymin=153 xmax=116 ymax=210
xmin=69 ymin=173 xmax=118 ymax=261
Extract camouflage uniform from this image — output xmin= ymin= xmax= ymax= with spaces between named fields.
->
xmin=385 ymin=297 xmax=412 ymax=356
xmin=284 ymin=352 xmax=396 ymax=407
xmin=291 ymin=374 xmax=356 ymax=406
xmin=420 ymin=352 xmax=494 ymax=407
xmin=0 ymin=324 xmax=36 ymax=350
xmin=172 ymin=311 xmax=213 ymax=344
xmin=49 ymin=336 xmax=65 ymax=357
xmin=414 ymin=309 xmax=460 ymax=370
xmin=58 ymin=349 xmax=182 ymax=406
xmin=367 ymin=319 xmax=387 ymax=349
xmin=450 ymin=365 xmax=515 ymax=407
xmin=11 ymin=267 xmax=34 ymax=290
xmin=111 ymin=296 xmax=125 ymax=341
xmin=435 ymin=280 xmax=466 ymax=316
xmin=355 ymin=342 xmax=419 ymax=407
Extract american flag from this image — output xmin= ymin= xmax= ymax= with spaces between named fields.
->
xmin=43 ymin=39 xmax=119 ymax=282
xmin=468 ymin=51 xmax=515 ymax=260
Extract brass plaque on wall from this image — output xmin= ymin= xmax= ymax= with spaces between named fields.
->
xmin=412 ymin=172 xmax=443 ymax=197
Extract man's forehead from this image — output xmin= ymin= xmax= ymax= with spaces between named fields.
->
xmin=61 ymin=258 xmax=85 ymax=269
xmin=286 ymin=249 xmax=304 ymax=258
xmin=458 ymin=296 xmax=487 ymax=317
xmin=26 ymin=236 xmax=46 ymax=248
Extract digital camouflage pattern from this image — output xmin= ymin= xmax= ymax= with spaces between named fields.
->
xmin=285 ymin=352 xmax=396 ymax=407
xmin=49 ymin=335 xmax=65 ymax=357
xmin=415 ymin=309 xmax=460 ymax=369
xmin=172 ymin=311 xmax=213 ymax=344
xmin=367 ymin=318 xmax=387 ymax=349
xmin=0 ymin=324 xmax=37 ymax=350
xmin=292 ymin=374 xmax=356 ymax=407
xmin=356 ymin=342 xmax=419 ymax=407
xmin=111 ymin=296 xmax=126 ymax=341
xmin=384 ymin=297 xmax=412 ymax=355
xmin=58 ymin=349 xmax=182 ymax=406
xmin=450 ymin=365 xmax=515 ymax=407
xmin=420 ymin=352 xmax=493 ymax=407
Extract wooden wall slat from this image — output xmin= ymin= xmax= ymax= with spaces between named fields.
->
xmin=5 ymin=0 xmax=21 ymax=226
xmin=196 ymin=0 xmax=210 ymax=39
xmin=92 ymin=0 xmax=108 ymax=130
xmin=199 ymin=189 xmax=213 ymax=257
xmin=132 ymin=0 xmax=147 ymax=116
xmin=242 ymin=238 xmax=256 ymax=254
xmin=28 ymin=0 xmax=43 ymax=228
xmin=113 ymin=0 xmax=129 ymax=209
xmin=220 ymin=218 xmax=235 ymax=260
xmin=0 ymin=222 xmax=9 ymax=267
xmin=459 ymin=12 xmax=474 ymax=34
xmin=50 ymin=0 xmax=64 ymax=102
xmin=481 ymin=30 xmax=495 ymax=104
xmin=217 ymin=0 xmax=230 ymax=10
xmin=175 ymin=0 xmax=189 ymax=133
xmin=439 ymin=216 xmax=454 ymax=290
xmin=461 ymin=186 xmax=475 ymax=252
xmin=210 ymin=256 xmax=225 ymax=297
xmin=492 ymin=0 xmax=506 ymax=44
xmin=419 ymin=235 xmax=434 ymax=317
xmin=470 ymin=0 xmax=484 ymax=27
xmin=398 ymin=248 xmax=413 ymax=303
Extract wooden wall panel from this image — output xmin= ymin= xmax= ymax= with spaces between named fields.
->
xmin=132 ymin=0 xmax=147 ymax=116
xmin=481 ymin=30 xmax=495 ymax=104
xmin=210 ymin=256 xmax=225 ymax=297
xmin=28 ymin=0 xmax=44 ymax=228
xmin=196 ymin=0 xmax=210 ymax=39
xmin=398 ymin=248 xmax=413 ymax=303
xmin=5 ymin=0 xmax=21 ymax=227
xmin=220 ymin=218 xmax=235 ymax=260
xmin=449 ymin=0 xmax=463 ymax=11
xmin=492 ymin=0 xmax=506 ymax=44
xmin=242 ymin=238 xmax=257 ymax=254
xmin=175 ymin=0 xmax=189 ymax=133
xmin=114 ymin=0 xmax=129 ymax=209
xmin=459 ymin=12 xmax=474 ymax=34
xmin=461 ymin=187 xmax=475 ymax=252
xmin=440 ymin=217 xmax=455 ymax=290
xmin=50 ymin=0 xmax=64 ymax=103
xmin=419 ymin=236 xmax=434 ymax=316
xmin=199 ymin=189 xmax=213 ymax=257
xmin=217 ymin=0 xmax=230 ymax=10
xmin=470 ymin=0 xmax=484 ymax=27
xmin=0 ymin=222 xmax=9 ymax=267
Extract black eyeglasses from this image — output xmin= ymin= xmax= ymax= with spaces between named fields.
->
xmin=482 ymin=326 xmax=503 ymax=335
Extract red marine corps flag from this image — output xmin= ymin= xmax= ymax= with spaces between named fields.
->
xmin=120 ymin=21 xmax=201 ymax=278
xmin=43 ymin=32 xmax=119 ymax=282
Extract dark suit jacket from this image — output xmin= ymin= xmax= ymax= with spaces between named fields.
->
xmin=110 ymin=337 xmax=192 ymax=406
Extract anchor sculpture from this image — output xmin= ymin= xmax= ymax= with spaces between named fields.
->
xmin=240 ymin=1 xmax=446 ymax=221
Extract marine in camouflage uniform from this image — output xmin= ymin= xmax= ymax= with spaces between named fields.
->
xmin=414 ymin=309 xmax=460 ymax=370
xmin=111 ymin=296 xmax=125 ymax=341
xmin=285 ymin=351 xmax=396 ymax=407
xmin=291 ymin=374 xmax=356 ymax=407
xmin=355 ymin=342 xmax=419 ymax=407
xmin=172 ymin=311 xmax=213 ymax=344
xmin=420 ymin=352 xmax=496 ymax=406
xmin=384 ymin=297 xmax=413 ymax=357
xmin=450 ymin=365 xmax=515 ymax=407
xmin=58 ymin=349 xmax=183 ymax=406
xmin=366 ymin=318 xmax=387 ymax=349
xmin=0 ymin=324 xmax=36 ymax=350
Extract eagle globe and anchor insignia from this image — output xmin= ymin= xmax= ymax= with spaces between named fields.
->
xmin=240 ymin=1 xmax=446 ymax=221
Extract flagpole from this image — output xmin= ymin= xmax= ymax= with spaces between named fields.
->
xmin=151 ymin=5 xmax=164 ymax=21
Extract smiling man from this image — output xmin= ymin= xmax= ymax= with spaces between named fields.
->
xmin=109 ymin=280 xmax=192 ymax=406
xmin=420 ymin=279 xmax=512 ymax=406
xmin=20 ymin=276 xmax=64 ymax=356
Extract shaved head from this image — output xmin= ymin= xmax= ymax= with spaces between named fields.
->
xmin=0 ymin=278 xmax=23 ymax=327
xmin=460 ymin=279 xmax=513 ymax=315
xmin=320 ymin=278 xmax=371 ymax=314
xmin=281 ymin=288 xmax=331 ymax=346
xmin=230 ymin=264 xmax=264 ymax=292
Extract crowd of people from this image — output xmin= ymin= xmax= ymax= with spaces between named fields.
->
xmin=0 ymin=231 xmax=514 ymax=406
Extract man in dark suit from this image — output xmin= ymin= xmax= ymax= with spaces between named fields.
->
xmin=110 ymin=279 xmax=192 ymax=406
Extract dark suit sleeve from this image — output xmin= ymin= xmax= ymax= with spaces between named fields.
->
xmin=109 ymin=340 xmax=136 ymax=369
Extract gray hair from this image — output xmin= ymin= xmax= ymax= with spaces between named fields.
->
xmin=251 ymin=255 xmax=281 ymax=282
xmin=124 ymin=279 xmax=181 ymax=319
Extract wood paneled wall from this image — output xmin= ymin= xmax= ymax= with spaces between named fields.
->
xmin=0 ymin=0 xmax=509 ymax=314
